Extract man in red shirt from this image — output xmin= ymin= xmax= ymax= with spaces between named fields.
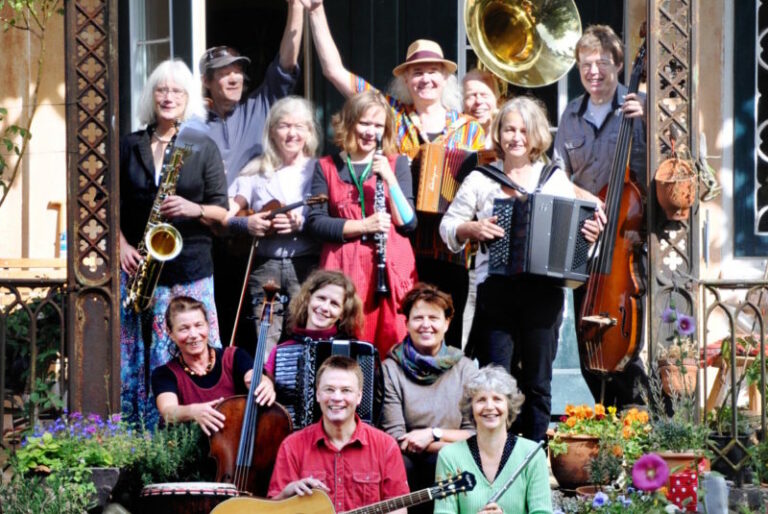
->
xmin=268 ymin=356 xmax=409 ymax=513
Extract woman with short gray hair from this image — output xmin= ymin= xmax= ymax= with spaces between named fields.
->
xmin=434 ymin=366 xmax=552 ymax=514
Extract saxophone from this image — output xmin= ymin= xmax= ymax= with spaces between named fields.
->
xmin=123 ymin=122 xmax=190 ymax=312
xmin=374 ymin=134 xmax=390 ymax=297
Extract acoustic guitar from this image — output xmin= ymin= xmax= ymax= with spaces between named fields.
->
xmin=210 ymin=470 xmax=476 ymax=514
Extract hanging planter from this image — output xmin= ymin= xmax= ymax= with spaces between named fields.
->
xmin=657 ymin=357 xmax=698 ymax=396
xmin=655 ymin=158 xmax=697 ymax=221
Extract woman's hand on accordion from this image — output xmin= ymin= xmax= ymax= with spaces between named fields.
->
xmin=580 ymin=205 xmax=606 ymax=244
xmin=457 ymin=217 xmax=505 ymax=244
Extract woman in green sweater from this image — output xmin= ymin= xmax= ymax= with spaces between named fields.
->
xmin=434 ymin=366 xmax=552 ymax=514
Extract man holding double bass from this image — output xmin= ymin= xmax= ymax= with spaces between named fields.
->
xmin=553 ymin=24 xmax=649 ymax=411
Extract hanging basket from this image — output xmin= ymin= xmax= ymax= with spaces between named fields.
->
xmin=655 ymin=158 xmax=697 ymax=221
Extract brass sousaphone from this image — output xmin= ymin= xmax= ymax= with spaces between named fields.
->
xmin=465 ymin=0 xmax=582 ymax=87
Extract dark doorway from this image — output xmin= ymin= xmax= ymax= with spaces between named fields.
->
xmin=206 ymin=0 xmax=305 ymax=97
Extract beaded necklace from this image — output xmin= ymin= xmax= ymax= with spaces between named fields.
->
xmin=179 ymin=346 xmax=215 ymax=376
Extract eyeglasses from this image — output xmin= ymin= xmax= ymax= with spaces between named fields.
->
xmin=579 ymin=59 xmax=615 ymax=72
xmin=155 ymin=87 xmax=187 ymax=98
xmin=275 ymin=122 xmax=308 ymax=132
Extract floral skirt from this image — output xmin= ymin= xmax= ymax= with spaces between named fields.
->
xmin=120 ymin=272 xmax=221 ymax=429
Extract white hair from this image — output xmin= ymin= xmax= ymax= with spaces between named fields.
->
xmin=136 ymin=59 xmax=206 ymax=127
xmin=258 ymin=96 xmax=320 ymax=177
xmin=387 ymin=71 xmax=462 ymax=113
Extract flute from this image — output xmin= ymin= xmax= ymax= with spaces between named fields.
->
xmin=484 ymin=440 xmax=544 ymax=506
xmin=373 ymin=133 xmax=390 ymax=297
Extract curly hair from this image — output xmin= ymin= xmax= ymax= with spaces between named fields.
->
xmin=287 ymin=270 xmax=363 ymax=337
xmin=490 ymin=96 xmax=552 ymax=162
xmin=400 ymin=282 xmax=455 ymax=320
xmin=459 ymin=365 xmax=525 ymax=429
xmin=575 ymin=25 xmax=624 ymax=66
xmin=331 ymin=91 xmax=398 ymax=156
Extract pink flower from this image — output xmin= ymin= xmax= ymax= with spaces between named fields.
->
xmin=632 ymin=453 xmax=669 ymax=491
xmin=676 ymin=314 xmax=695 ymax=336
xmin=661 ymin=307 xmax=677 ymax=323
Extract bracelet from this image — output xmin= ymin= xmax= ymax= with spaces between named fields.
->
xmin=198 ymin=204 xmax=205 ymax=219
xmin=228 ymin=216 xmax=250 ymax=235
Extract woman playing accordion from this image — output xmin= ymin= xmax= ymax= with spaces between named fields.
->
xmin=439 ymin=97 xmax=605 ymax=444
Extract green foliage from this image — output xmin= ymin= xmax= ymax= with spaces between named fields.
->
xmin=125 ymin=422 xmax=209 ymax=486
xmin=0 ymin=471 xmax=96 ymax=514
xmin=749 ymin=437 xmax=768 ymax=485
xmin=589 ymin=435 xmax=625 ymax=486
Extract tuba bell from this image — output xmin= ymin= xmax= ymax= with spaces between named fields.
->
xmin=465 ymin=0 xmax=582 ymax=88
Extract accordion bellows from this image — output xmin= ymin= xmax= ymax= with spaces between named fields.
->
xmin=273 ymin=339 xmax=378 ymax=429
xmin=488 ymin=193 xmax=596 ymax=288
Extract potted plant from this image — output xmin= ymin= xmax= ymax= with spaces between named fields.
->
xmin=554 ymin=454 xmax=675 ymax=513
xmin=656 ymin=305 xmax=698 ymax=397
xmin=2 ymin=411 xmax=142 ymax=512
xmin=549 ymin=404 xmax=651 ymax=490
xmin=654 ymin=151 xmax=697 ymax=221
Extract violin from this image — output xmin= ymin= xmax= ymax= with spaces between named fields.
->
xmin=577 ymin=40 xmax=647 ymax=378
xmin=209 ymin=281 xmax=293 ymax=496
xmin=228 ymin=193 xmax=328 ymax=347
xmin=234 ymin=193 xmax=329 ymax=221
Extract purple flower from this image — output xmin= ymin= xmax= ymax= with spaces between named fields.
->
xmin=617 ymin=494 xmax=632 ymax=507
xmin=70 ymin=411 xmax=82 ymax=421
xmin=592 ymin=491 xmax=610 ymax=508
xmin=632 ymin=453 xmax=670 ymax=491
xmin=661 ymin=307 xmax=677 ymax=323
xmin=676 ymin=314 xmax=695 ymax=336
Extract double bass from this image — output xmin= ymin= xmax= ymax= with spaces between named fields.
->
xmin=577 ymin=41 xmax=647 ymax=380
xmin=209 ymin=281 xmax=293 ymax=496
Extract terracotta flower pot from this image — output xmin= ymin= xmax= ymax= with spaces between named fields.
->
xmin=655 ymin=158 xmax=696 ymax=220
xmin=549 ymin=434 xmax=600 ymax=490
xmin=657 ymin=450 xmax=700 ymax=474
xmin=657 ymin=358 xmax=698 ymax=396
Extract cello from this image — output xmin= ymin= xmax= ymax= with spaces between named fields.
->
xmin=209 ymin=281 xmax=293 ymax=496
xmin=577 ymin=40 xmax=647 ymax=379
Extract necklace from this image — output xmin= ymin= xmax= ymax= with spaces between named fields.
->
xmin=179 ymin=346 xmax=215 ymax=376
xmin=152 ymin=132 xmax=173 ymax=144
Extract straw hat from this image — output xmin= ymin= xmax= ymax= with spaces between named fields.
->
xmin=392 ymin=39 xmax=457 ymax=77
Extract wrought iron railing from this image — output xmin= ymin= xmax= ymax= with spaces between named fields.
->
xmin=0 ymin=279 xmax=67 ymax=448
xmin=701 ymin=279 xmax=768 ymax=486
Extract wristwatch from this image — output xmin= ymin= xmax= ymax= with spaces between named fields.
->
xmin=431 ymin=427 xmax=443 ymax=442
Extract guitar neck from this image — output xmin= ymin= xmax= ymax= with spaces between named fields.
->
xmin=343 ymin=488 xmax=434 ymax=514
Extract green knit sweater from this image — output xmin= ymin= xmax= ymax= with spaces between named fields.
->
xmin=433 ymin=436 xmax=553 ymax=514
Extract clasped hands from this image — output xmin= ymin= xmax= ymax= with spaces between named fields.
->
xmin=247 ymin=210 xmax=304 ymax=237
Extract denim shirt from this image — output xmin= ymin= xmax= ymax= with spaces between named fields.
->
xmin=553 ymin=83 xmax=647 ymax=196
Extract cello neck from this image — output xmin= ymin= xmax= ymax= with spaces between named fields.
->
xmin=234 ymin=282 xmax=279 ymax=489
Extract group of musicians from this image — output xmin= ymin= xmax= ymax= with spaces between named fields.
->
xmin=118 ymin=0 xmax=649 ymax=512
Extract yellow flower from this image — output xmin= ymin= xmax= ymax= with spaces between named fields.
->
xmin=608 ymin=405 xmax=617 ymax=416
xmin=566 ymin=416 xmax=578 ymax=428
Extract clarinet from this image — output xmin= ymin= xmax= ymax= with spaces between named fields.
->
xmin=374 ymin=134 xmax=390 ymax=297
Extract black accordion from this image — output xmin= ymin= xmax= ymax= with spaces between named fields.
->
xmin=487 ymin=193 xmax=595 ymax=288
xmin=273 ymin=339 xmax=380 ymax=430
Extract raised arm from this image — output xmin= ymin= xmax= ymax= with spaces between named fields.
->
xmin=279 ymin=0 xmax=305 ymax=72
xmin=301 ymin=0 xmax=355 ymax=97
